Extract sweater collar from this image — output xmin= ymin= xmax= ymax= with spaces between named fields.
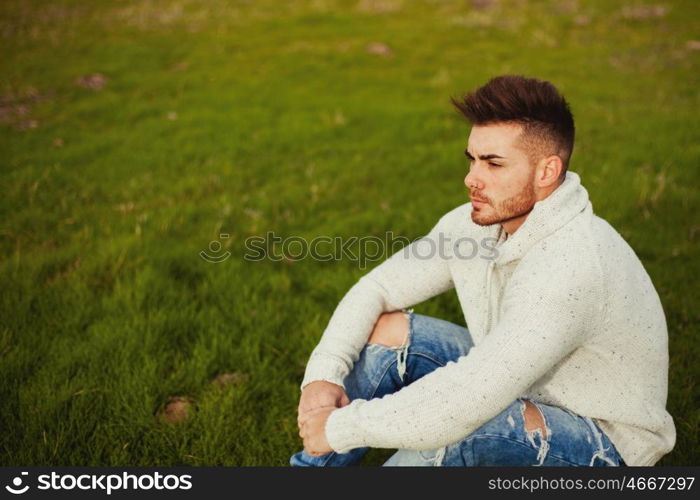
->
xmin=492 ymin=171 xmax=591 ymax=266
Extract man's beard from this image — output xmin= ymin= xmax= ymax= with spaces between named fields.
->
xmin=471 ymin=181 xmax=536 ymax=226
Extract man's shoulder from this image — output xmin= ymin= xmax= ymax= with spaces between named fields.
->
xmin=586 ymin=213 xmax=651 ymax=275
xmin=521 ymin=208 xmax=646 ymax=285
xmin=567 ymin=210 xmax=642 ymax=264
xmin=516 ymin=209 xmax=604 ymax=283
xmin=535 ymin=207 xmax=628 ymax=256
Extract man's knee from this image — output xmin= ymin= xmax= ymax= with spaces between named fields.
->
xmin=522 ymin=400 xmax=548 ymax=439
xmin=367 ymin=311 xmax=409 ymax=347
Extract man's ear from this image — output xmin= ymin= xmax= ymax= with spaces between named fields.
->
xmin=536 ymin=155 xmax=563 ymax=188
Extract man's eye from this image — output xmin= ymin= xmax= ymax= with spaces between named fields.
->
xmin=489 ymin=162 xmax=502 ymax=167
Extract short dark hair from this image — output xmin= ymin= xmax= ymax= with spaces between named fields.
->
xmin=451 ymin=75 xmax=575 ymax=176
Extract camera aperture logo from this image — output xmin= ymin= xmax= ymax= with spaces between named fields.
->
xmin=200 ymin=233 xmax=231 ymax=263
xmin=4 ymin=471 xmax=192 ymax=495
xmin=5 ymin=472 xmax=29 ymax=495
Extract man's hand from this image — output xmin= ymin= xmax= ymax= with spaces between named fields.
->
xmin=297 ymin=380 xmax=350 ymax=427
xmin=296 ymin=381 xmax=350 ymax=456
xmin=298 ymin=406 xmax=336 ymax=456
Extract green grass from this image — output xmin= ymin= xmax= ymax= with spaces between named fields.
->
xmin=1 ymin=0 xmax=698 ymax=466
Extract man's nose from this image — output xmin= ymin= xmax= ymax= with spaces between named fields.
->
xmin=465 ymin=167 xmax=481 ymax=190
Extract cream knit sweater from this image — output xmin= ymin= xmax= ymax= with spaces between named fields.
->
xmin=301 ymin=171 xmax=676 ymax=466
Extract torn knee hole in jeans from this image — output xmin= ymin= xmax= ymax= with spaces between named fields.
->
xmin=394 ymin=308 xmax=413 ymax=381
xmin=366 ymin=309 xmax=412 ymax=381
xmin=521 ymin=400 xmax=551 ymax=466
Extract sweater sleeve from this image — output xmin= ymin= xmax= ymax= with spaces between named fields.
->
xmin=300 ymin=210 xmax=458 ymax=390
xmin=324 ymin=248 xmax=601 ymax=453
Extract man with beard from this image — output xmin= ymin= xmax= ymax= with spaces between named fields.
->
xmin=292 ymin=75 xmax=675 ymax=467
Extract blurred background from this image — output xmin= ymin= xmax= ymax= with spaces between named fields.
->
xmin=1 ymin=0 xmax=698 ymax=466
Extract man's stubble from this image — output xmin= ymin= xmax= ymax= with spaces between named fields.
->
xmin=471 ymin=179 xmax=537 ymax=227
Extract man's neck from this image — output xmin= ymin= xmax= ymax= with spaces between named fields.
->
xmin=503 ymin=179 xmax=564 ymax=235
xmin=501 ymin=212 xmax=530 ymax=235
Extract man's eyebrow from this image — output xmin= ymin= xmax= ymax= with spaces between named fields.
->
xmin=464 ymin=150 xmax=507 ymax=160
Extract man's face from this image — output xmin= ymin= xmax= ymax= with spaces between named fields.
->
xmin=464 ymin=122 xmax=538 ymax=232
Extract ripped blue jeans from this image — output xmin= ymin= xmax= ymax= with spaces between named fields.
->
xmin=290 ymin=311 xmax=626 ymax=467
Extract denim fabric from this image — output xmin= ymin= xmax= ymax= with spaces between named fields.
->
xmin=291 ymin=311 xmax=625 ymax=467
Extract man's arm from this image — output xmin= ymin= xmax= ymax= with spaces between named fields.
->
xmin=297 ymin=208 xmax=464 ymax=443
xmin=321 ymin=247 xmax=602 ymax=453
xmin=300 ymin=208 xmax=460 ymax=392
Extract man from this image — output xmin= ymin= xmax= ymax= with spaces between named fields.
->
xmin=292 ymin=75 xmax=676 ymax=466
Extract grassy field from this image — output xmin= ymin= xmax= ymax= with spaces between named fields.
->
xmin=1 ymin=0 xmax=698 ymax=466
